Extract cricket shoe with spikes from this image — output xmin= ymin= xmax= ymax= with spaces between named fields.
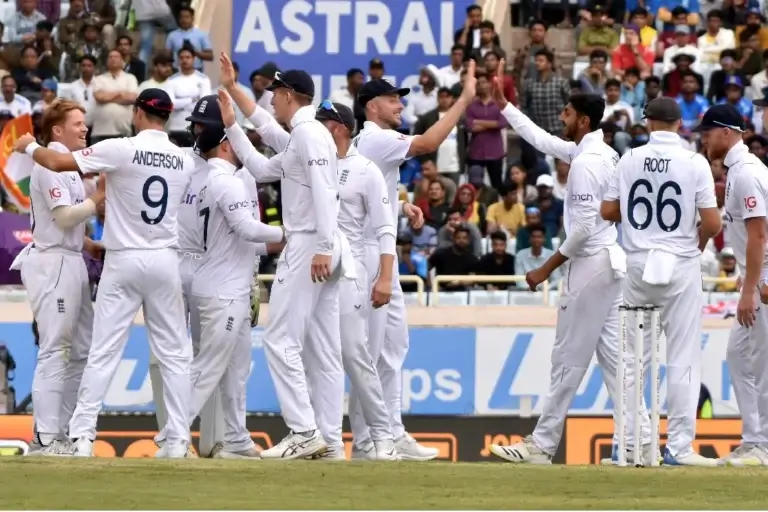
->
xmin=488 ymin=435 xmax=552 ymax=464
xmin=395 ymin=433 xmax=439 ymax=461
xmin=25 ymin=439 xmax=73 ymax=457
xmin=260 ymin=430 xmax=327 ymax=460
xmin=214 ymin=446 xmax=262 ymax=459
xmin=351 ymin=440 xmax=376 ymax=461
xmin=307 ymin=444 xmax=346 ymax=461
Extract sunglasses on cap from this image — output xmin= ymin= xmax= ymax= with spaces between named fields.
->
xmin=317 ymin=99 xmax=344 ymax=124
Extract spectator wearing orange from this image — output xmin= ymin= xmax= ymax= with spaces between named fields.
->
xmin=612 ymin=25 xmax=654 ymax=80
xmin=452 ymin=183 xmax=486 ymax=230
xmin=735 ymin=8 xmax=768 ymax=50
xmin=486 ymin=183 xmax=526 ymax=236
xmin=414 ymin=179 xmax=452 ymax=230
xmin=474 ymin=231 xmax=516 ymax=290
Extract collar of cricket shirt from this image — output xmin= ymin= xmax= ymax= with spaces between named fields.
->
xmin=649 ymin=131 xmax=682 ymax=145
xmin=290 ymin=105 xmax=318 ymax=130
xmin=208 ymin=157 xmax=237 ymax=174
xmin=571 ymin=129 xmax=604 ymax=158
xmin=724 ymin=140 xmax=749 ymax=169
xmin=48 ymin=141 xmax=70 ymax=153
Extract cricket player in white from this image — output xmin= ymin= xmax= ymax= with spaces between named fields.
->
xmin=220 ymin=58 xmax=354 ymax=459
xmin=149 ymin=100 xmax=225 ymax=458
xmin=697 ymin=104 xmax=768 ymax=466
xmin=601 ymin=97 xmax=721 ymax=466
xmin=11 ymin=100 xmax=103 ymax=456
xmin=14 ymin=89 xmax=196 ymax=458
xmin=487 ymin=64 xmax=625 ymax=464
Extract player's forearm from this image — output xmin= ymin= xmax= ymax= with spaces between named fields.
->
xmin=226 ymin=81 xmax=257 ymax=120
xmin=378 ymin=253 xmax=394 ymax=282
xmin=253 ymin=114 xmax=290 ymax=153
xmin=26 ymin=144 xmax=79 ymax=173
xmin=225 ymin=125 xmax=281 ymax=182
xmin=557 ymin=214 xmax=595 ymax=259
xmin=233 ymin=218 xmax=284 ymax=244
xmin=744 ymin=229 xmax=765 ymax=291
xmin=411 ymin=96 xmax=471 ymax=157
xmin=51 ymin=200 xmax=98 ymax=229
xmin=501 ymin=103 xmax=573 ymax=162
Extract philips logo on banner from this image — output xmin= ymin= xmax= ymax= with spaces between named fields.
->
xmin=231 ymin=0 xmax=473 ymax=105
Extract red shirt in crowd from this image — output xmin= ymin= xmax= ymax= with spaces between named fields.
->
xmin=501 ymin=74 xmax=517 ymax=106
xmin=659 ymin=32 xmax=693 ymax=51
xmin=612 ymin=44 xmax=655 ymax=73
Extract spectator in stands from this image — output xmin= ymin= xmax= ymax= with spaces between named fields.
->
xmin=414 ymin=159 xmax=457 ymax=204
xmin=7 ymin=0 xmax=46 ymax=45
xmin=715 ymin=248 xmax=739 ymax=291
xmin=134 ymin=0 xmax=176 ymax=64
xmin=63 ymin=55 xmax=95 ymax=141
xmin=699 ymin=10 xmax=736 ymax=64
xmin=469 ymin=21 xmax=506 ymax=62
xmin=718 ymin=75 xmax=754 ymax=121
xmin=415 ymin=179 xmax=452 ymax=230
xmin=746 ymin=133 xmax=768 ymax=162
xmin=513 ymin=19 xmax=556 ymax=98
xmin=116 ymin=35 xmax=145 ymax=84
xmin=229 ymin=61 xmax=257 ymax=128
xmin=440 ymin=45 xmax=465 ymax=88
xmin=403 ymin=65 xmax=439 ymax=127
xmin=662 ymin=53 xmax=704 ymax=97
xmin=89 ymin=199 xmax=106 ymax=241
xmin=628 ymin=123 xmax=650 ymax=148
xmin=621 ymin=8 xmax=658 ymax=50
xmin=0 ymin=76 xmax=31 ymax=117
xmin=534 ymin=174 xmax=564 ymax=236
xmin=515 ymin=207 xmax=554 ymax=252
xmin=437 ymin=207 xmax=483 ymax=257
xmin=138 ymin=54 xmax=173 ymax=92
xmin=483 ymin=51 xmax=516 ymax=104
xmin=707 ymin=49 xmax=743 ymax=101
xmin=466 ymin=72 xmax=509 ymax=192
xmin=578 ymin=5 xmax=619 ymax=57
xmin=250 ymin=62 xmax=277 ymax=116
xmin=514 ymin=224 xmax=561 ymax=290
xmin=91 ymin=49 xmax=138 ymax=142
xmin=602 ymin=78 xmax=635 ymax=132
xmin=676 ymin=71 xmax=710 ymax=133
xmin=722 ymin=0 xmax=753 ymax=28
xmin=613 ymin=25 xmax=655 ymax=80
xmin=32 ymin=77 xmax=56 ymax=113
xmin=402 ymin=221 xmax=438 ymax=255
xmin=737 ymin=28 xmax=765 ymax=78
xmin=329 ymin=68 xmax=364 ymax=111
xmin=522 ymin=49 xmax=569 ymax=143
xmin=579 ymin=49 xmax=611 ymax=95
xmin=12 ymin=46 xmax=51 ymax=104
xmin=88 ymin=0 xmax=117 ymax=48
xmin=58 ymin=0 xmax=89 ymax=47
xmin=475 ymin=231 xmax=516 ymax=290
xmin=63 ymin=18 xmax=107 ymax=82
xmin=33 ymin=21 xmax=61 ymax=77
xmin=552 ymin=159 xmax=568 ymax=200
xmin=166 ymin=47 xmax=211 ymax=146
xmin=368 ymin=58 xmax=385 ymax=80
xmin=454 ymin=4 xmax=500 ymax=58
xmin=749 ymin=57 xmax=768 ymax=104
xmin=736 ymin=8 xmax=768 ymax=49
xmin=397 ymin=233 xmax=428 ymax=292
xmin=166 ymin=6 xmax=212 ymax=71
xmin=710 ymin=157 xmax=726 ymax=182
xmin=428 ymin=226 xmax=478 ymax=291
xmin=663 ymin=26 xmax=703 ymax=73
xmin=658 ymin=6 xmax=698 ymax=51
xmin=620 ymin=68 xmax=646 ymax=121
xmin=451 ymin=184 xmax=487 ymax=233
xmin=413 ymin=87 xmax=460 ymax=180
xmin=486 ymin=183 xmax=526 ymax=236
xmin=506 ymin=164 xmax=538 ymax=204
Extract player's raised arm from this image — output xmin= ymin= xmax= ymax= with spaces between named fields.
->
xmin=492 ymin=60 xmax=576 ymax=163
xmin=692 ymin=153 xmax=722 ymax=251
xmin=363 ymin=162 xmax=396 ymax=307
xmin=213 ymin=174 xmax=284 ymax=243
xmin=17 ymin=135 xmax=124 ymax=174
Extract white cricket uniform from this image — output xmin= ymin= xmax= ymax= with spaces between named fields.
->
xmin=224 ymin=106 xmax=355 ymax=450
xmin=15 ymin=142 xmax=93 ymax=443
xmin=67 ymin=130 xmax=195 ymax=444
xmin=354 ymin=121 xmax=415 ymax=441
xmin=605 ymin=131 xmax=716 ymax=458
xmin=149 ymin=147 xmax=225 ymax=457
xmin=165 ymin=71 xmax=212 ymax=133
xmin=155 ymin=157 xmax=283 ymax=452
xmin=722 ymin=141 xmax=768 ymax=447
xmin=500 ymin=103 xmax=624 ymax=456
xmin=336 ymin=147 xmax=397 ymax=444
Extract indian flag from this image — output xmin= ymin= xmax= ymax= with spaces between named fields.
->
xmin=0 ymin=115 xmax=34 ymax=213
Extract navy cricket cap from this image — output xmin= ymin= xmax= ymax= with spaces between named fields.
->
xmin=186 ymin=94 xmax=224 ymax=127
xmin=642 ymin=97 xmax=682 ymax=123
xmin=266 ymin=70 xmax=315 ymax=98
xmin=693 ymin=104 xmax=745 ymax=132
xmin=358 ymin=79 xmax=410 ymax=107
xmin=315 ymin=100 xmax=355 ymax=132
xmin=135 ymin=88 xmax=173 ymax=119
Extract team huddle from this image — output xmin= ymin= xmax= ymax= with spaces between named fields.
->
xmin=9 ymin=51 xmax=479 ymax=460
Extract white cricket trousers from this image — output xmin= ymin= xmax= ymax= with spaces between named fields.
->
xmin=727 ymin=286 xmax=768 ymax=446
xmin=21 ymin=247 xmax=93 ymax=442
xmin=265 ymin=231 xmax=344 ymax=446
xmin=622 ymin=252 xmax=703 ymax=458
xmin=342 ymin=258 xmax=393 ymax=444
xmin=359 ymin=242 xmax=409 ymax=442
xmin=68 ymin=249 xmax=192 ymax=443
xmin=150 ymin=251 xmax=224 ymax=456
xmin=532 ymin=249 xmax=622 ymax=456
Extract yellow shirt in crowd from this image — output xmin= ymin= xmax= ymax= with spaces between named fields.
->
xmin=487 ymin=201 xmax=526 ymax=235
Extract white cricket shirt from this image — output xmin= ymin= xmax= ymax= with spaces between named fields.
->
xmin=0 ymin=94 xmax=32 ymax=117
xmin=605 ymin=131 xmax=716 ymax=258
xmin=191 ymin=158 xmax=283 ymax=299
xmin=72 ymin=129 xmax=195 ymax=251
xmin=29 ymin=141 xmax=86 ymax=251
xmin=166 ymin=70 xmax=211 ymax=132
xmin=177 ymin=147 xmax=208 ymax=253
xmin=337 ymin=146 xmax=396 ymax=259
xmin=63 ymin=78 xmax=96 ymax=126
xmin=723 ymin=141 xmax=768 ymax=273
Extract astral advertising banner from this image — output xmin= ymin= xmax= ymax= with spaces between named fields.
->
xmin=0 ymin=414 xmax=743 ymax=464
xmin=230 ymin=0 xmax=473 ymax=109
xmin=0 ymin=323 xmax=739 ymax=417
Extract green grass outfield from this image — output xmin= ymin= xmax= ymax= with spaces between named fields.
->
xmin=2 ymin=459 xmax=768 ymax=509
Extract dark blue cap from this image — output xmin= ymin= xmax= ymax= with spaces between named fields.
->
xmin=266 ymin=70 xmax=315 ymax=98
xmin=358 ymin=79 xmax=410 ymax=107
xmin=316 ymin=100 xmax=355 ymax=132
xmin=186 ymin=95 xmax=223 ymax=127
xmin=135 ymin=88 xmax=173 ymax=119
xmin=693 ymin=104 xmax=744 ymax=132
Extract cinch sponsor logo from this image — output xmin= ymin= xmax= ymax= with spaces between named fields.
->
xmin=182 ymin=193 xmax=196 ymax=205
xmin=571 ymin=193 xmax=593 ymax=202
xmin=229 ymin=201 xmax=250 ymax=211
xmin=308 ymin=158 xmax=329 ymax=166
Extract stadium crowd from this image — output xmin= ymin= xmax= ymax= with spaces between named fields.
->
xmin=0 ymin=0 xmax=751 ymax=297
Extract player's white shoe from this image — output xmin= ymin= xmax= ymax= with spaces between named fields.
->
xmin=662 ymin=449 xmax=718 ymax=466
xmin=374 ymin=439 xmax=399 ymax=461
xmin=214 ymin=446 xmax=262 ymax=459
xmin=488 ymin=435 xmax=552 ymax=464
xmin=155 ymin=440 xmax=190 ymax=459
xmin=394 ymin=433 xmax=439 ymax=461
xmin=25 ymin=439 xmax=73 ymax=457
xmin=307 ymin=444 xmax=346 ymax=461
xmin=351 ymin=440 xmax=376 ymax=461
xmin=260 ymin=430 xmax=327 ymax=460
xmin=72 ymin=438 xmax=94 ymax=457
xmin=600 ymin=443 xmax=662 ymax=466
xmin=718 ymin=443 xmax=757 ymax=466
xmin=208 ymin=442 xmax=224 ymax=459
xmin=722 ymin=445 xmax=768 ymax=467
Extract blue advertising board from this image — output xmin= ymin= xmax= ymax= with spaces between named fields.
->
xmin=230 ymin=0 xmax=473 ymax=104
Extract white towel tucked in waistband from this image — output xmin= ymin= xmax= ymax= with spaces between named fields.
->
xmin=642 ymin=249 xmax=676 ymax=285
